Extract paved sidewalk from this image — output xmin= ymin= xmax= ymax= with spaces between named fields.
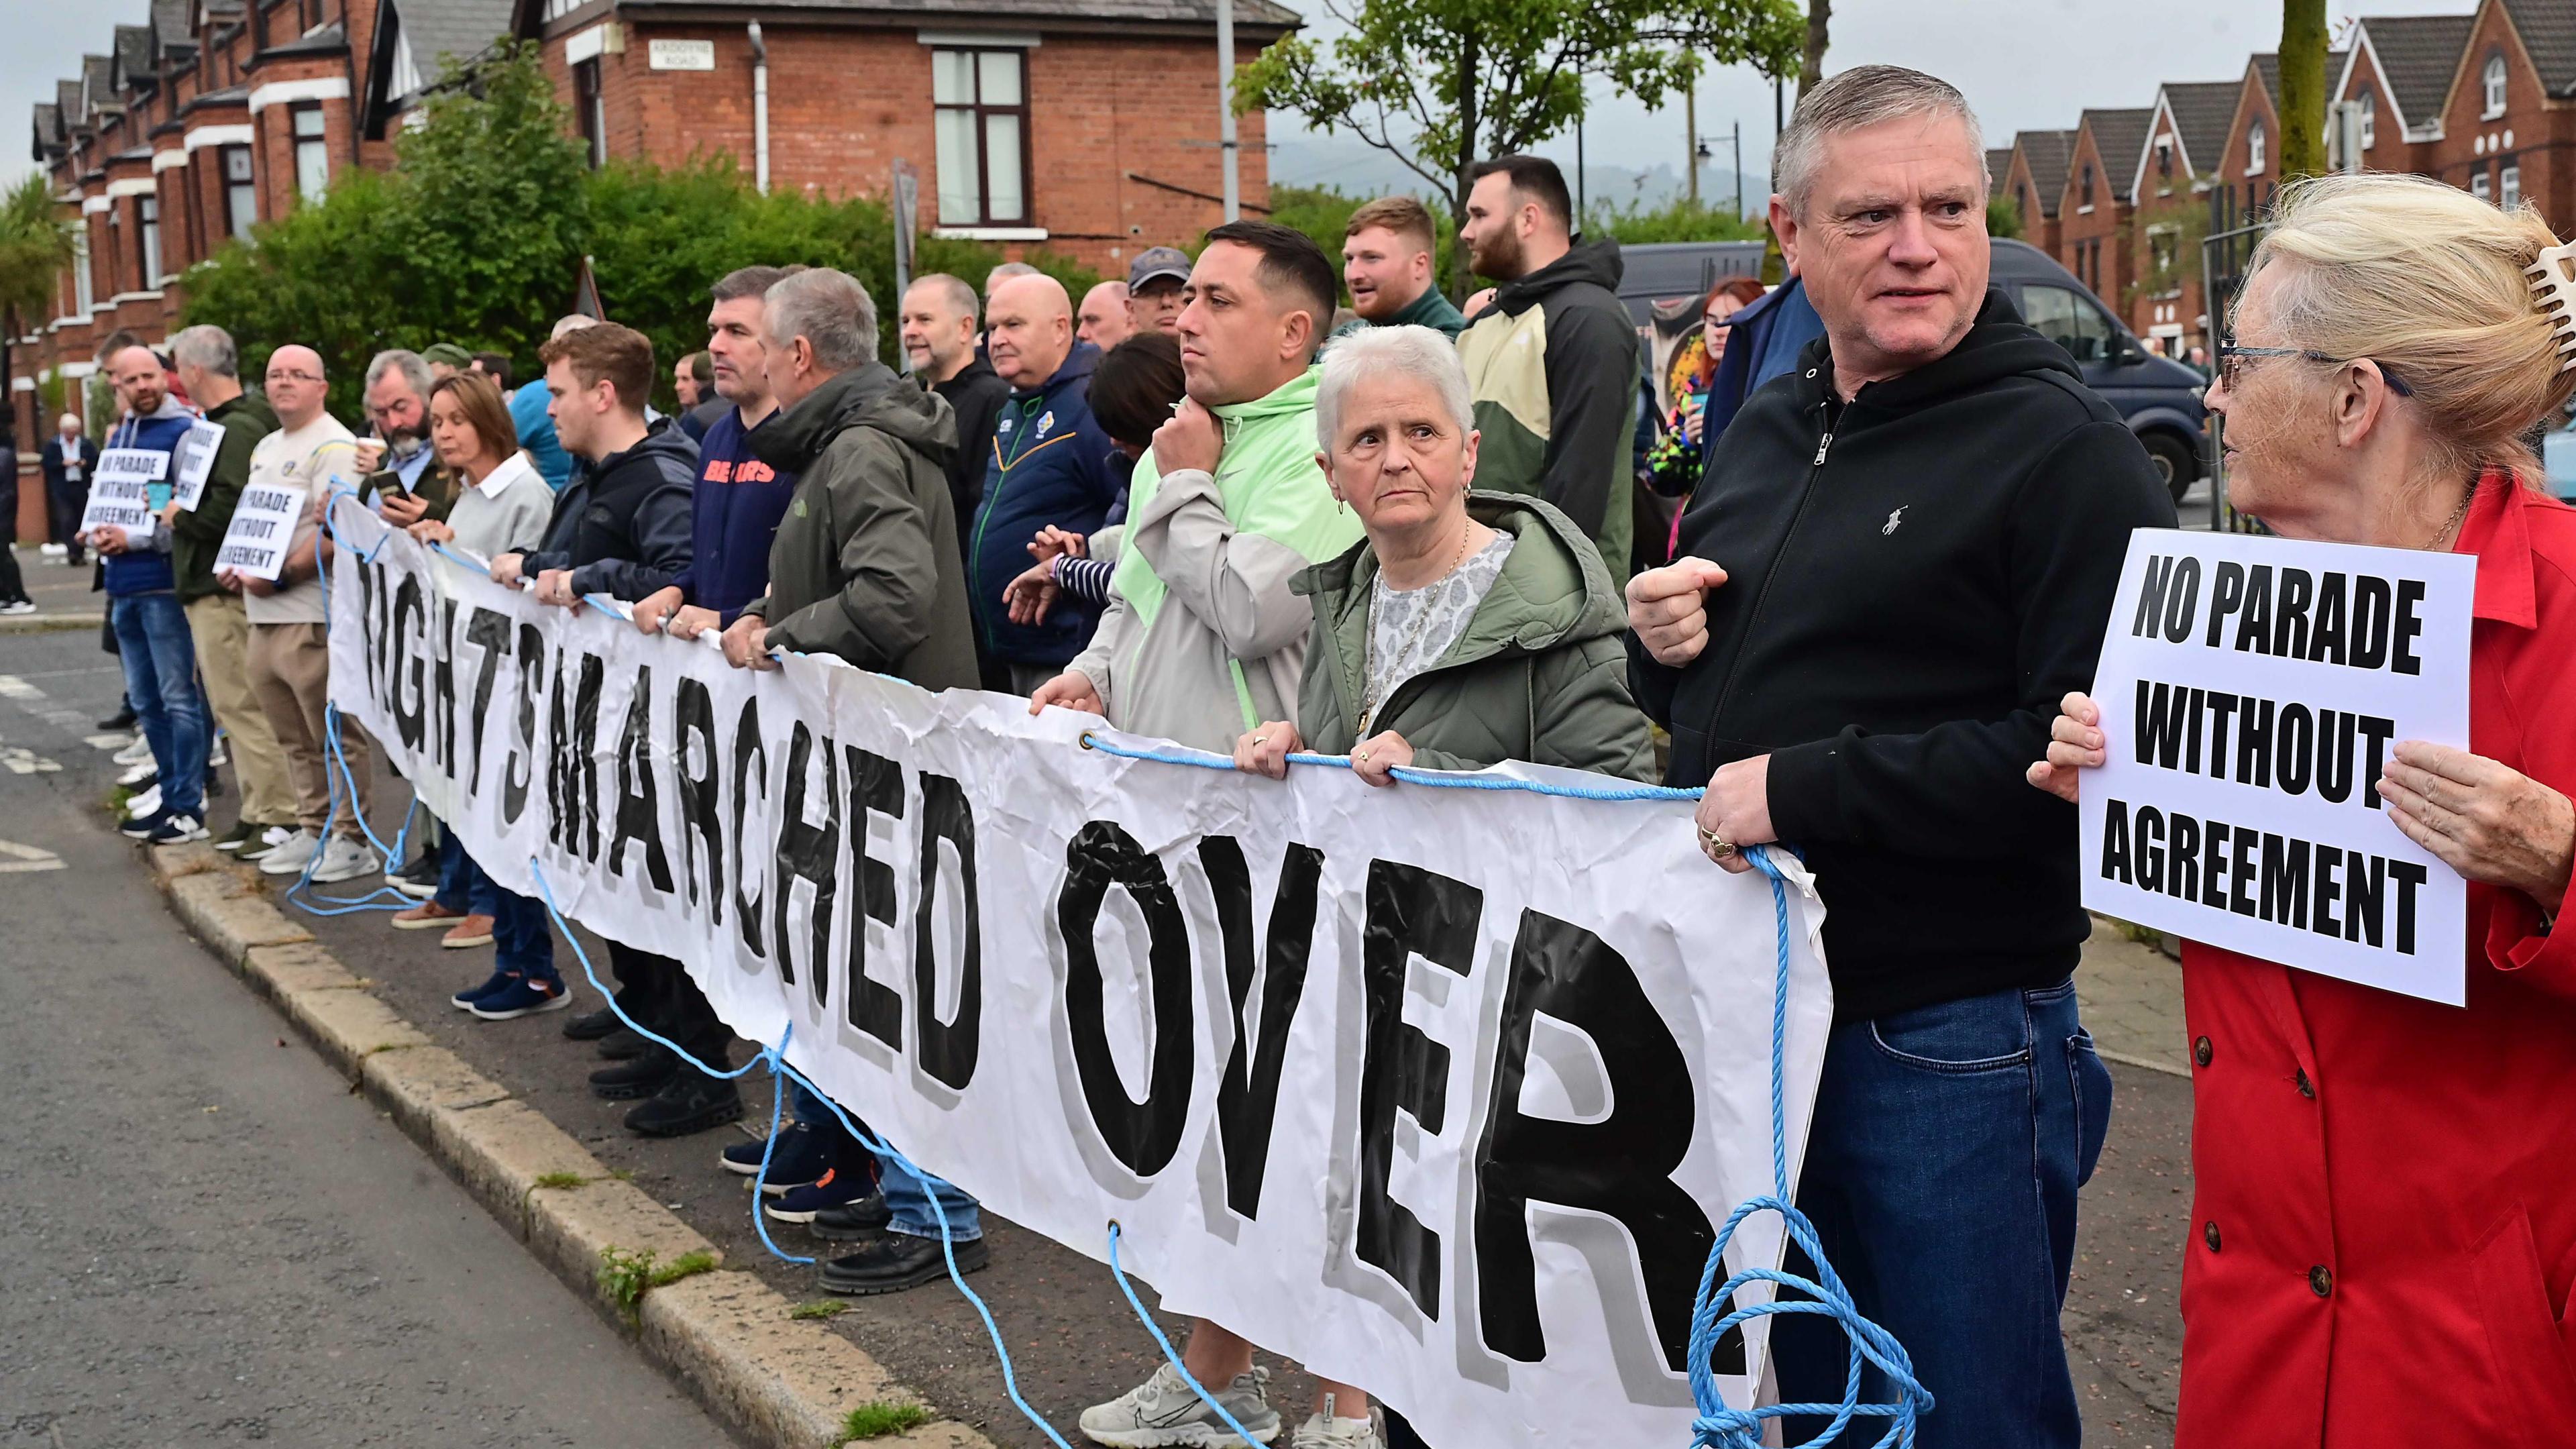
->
xmin=2079 ymin=917 xmax=2188 ymax=1077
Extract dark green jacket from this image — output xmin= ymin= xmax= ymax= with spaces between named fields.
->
xmin=1334 ymin=284 xmax=1468 ymax=341
xmin=1291 ymin=492 xmax=1654 ymax=780
xmin=170 ymin=390 xmax=278 ymax=602
xmin=744 ymin=363 xmax=980 ymax=692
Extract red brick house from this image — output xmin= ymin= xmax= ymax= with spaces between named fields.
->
xmin=500 ymin=0 xmax=1292 ymax=278
xmin=2332 ymin=13 xmax=2477 ymax=179
xmin=17 ymin=0 xmax=1291 ymax=530
xmin=2001 ymin=129 xmax=2075 ymax=257
xmin=2124 ymin=80 xmax=2236 ymax=354
xmin=2055 ymin=107 xmax=2153 ymax=320
xmin=2204 ymin=50 xmax=2345 ymax=327
xmin=2419 ymin=0 xmax=2576 ymax=233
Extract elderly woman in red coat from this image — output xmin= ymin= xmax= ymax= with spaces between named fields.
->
xmin=2031 ymin=172 xmax=2576 ymax=1446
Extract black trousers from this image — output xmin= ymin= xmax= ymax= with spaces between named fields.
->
xmin=49 ymin=478 xmax=87 ymax=551
xmin=0 ymin=488 xmax=23 ymax=604
xmin=606 ymin=941 xmax=731 ymax=1069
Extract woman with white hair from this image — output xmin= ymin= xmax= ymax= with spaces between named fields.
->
xmin=1236 ymin=324 xmax=1654 ymax=786
xmin=2031 ymin=174 xmax=2576 ymax=1446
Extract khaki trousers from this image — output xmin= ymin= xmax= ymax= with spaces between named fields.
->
xmin=246 ymin=620 xmax=371 ymax=839
xmin=184 ymin=594 xmax=296 ymax=827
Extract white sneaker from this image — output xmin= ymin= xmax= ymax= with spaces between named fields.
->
xmin=258 ymin=828 xmax=323 ymax=875
xmin=39 ymin=542 xmax=65 ymax=558
xmin=308 ymin=835 xmax=382 ymax=885
xmin=118 ymin=759 xmax=159 ymax=788
xmin=113 ymin=737 xmax=153 ymax=765
xmin=0 ymin=600 xmax=34 ymax=615
xmin=1289 ymin=1411 xmax=1380 ymax=1449
xmin=1079 ymin=1362 xmax=1281 ymax=1447
xmin=207 ymin=735 xmax=227 ymax=767
xmin=125 ymin=784 xmax=162 ymax=819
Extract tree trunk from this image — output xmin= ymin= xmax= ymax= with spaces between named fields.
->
xmin=1800 ymin=0 xmax=1831 ymax=93
xmin=1452 ymin=29 xmax=1481 ymax=301
xmin=2277 ymin=0 xmax=2329 ymax=178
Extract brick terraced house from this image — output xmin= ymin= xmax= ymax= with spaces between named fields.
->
xmin=17 ymin=0 xmax=1291 ymax=535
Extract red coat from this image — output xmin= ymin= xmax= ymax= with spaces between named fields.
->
xmin=2176 ymin=474 xmax=2576 ymax=1448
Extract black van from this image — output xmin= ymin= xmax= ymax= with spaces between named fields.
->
xmin=1988 ymin=238 xmax=2210 ymax=500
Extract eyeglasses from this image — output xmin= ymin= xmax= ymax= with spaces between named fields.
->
xmin=2216 ymin=339 xmax=2413 ymax=396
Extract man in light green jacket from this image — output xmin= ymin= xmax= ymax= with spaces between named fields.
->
xmin=1033 ymin=221 xmax=1361 ymax=755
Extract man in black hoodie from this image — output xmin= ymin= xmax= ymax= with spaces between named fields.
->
xmin=1627 ymin=68 xmax=2172 ymax=1449
xmin=1456 ymin=154 xmax=1640 ymax=581
xmin=492 ymin=323 xmax=737 ymax=1140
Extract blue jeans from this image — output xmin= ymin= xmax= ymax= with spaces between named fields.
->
xmin=875 ymin=1149 xmax=981 ymax=1241
xmin=434 ymin=831 xmax=557 ymax=981
xmin=113 ymin=592 xmax=206 ymax=819
xmin=1771 ymin=977 xmax=2112 ymax=1449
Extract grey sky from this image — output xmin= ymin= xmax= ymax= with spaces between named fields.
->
xmin=0 ymin=1 xmax=2485 ymax=198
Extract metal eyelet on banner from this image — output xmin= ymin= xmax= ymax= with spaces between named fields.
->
xmin=1079 ymin=733 xmax=1097 ymax=750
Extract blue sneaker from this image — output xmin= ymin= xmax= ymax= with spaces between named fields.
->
xmin=449 ymin=970 xmax=516 ymax=1010
xmin=765 ymin=1163 xmax=876 ymax=1224
xmin=721 ymin=1122 xmax=826 ymax=1196
xmin=468 ymin=974 xmax=574 ymax=1021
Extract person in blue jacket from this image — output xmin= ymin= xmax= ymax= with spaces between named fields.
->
xmin=1697 ymin=273 xmax=1827 ymax=466
xmin=969 ymin=272 xmax=1121 ymax=693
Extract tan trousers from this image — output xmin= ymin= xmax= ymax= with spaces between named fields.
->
xmin=184 ymin=594 xmax=296 ymax=827
xmin=246 ymin=620 xmax=371 ymax=839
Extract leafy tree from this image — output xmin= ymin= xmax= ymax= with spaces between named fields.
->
xmin=1986 ymin=194 xmax=2023 ymax=240
xmin=1238 ymin=0 xmax=1803 ymax=294
xmin=2277 ymin=0 xmax=2328 ymax=178
xmin=0 ymin=174 xmax=78 ymax=444
xmin=1587 ymin=195 xmax=1766 ymax=245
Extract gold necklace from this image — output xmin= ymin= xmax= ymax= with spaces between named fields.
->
xmin=1356 ymin=528 xmax=1474 ymax=736
xmin=2428 ymin=478 xmax=2478 ymax=551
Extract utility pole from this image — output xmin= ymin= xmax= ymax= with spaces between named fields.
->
xmin=1217 ymin=0 xmax=1240 ymax=221
xmin=1685 ymin=84 xmax=1699 ymax=205
xmin=1733 ymin=121 xmax=1743 ymax=221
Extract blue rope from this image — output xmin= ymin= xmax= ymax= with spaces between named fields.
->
xmin=523 ymin=862 xmax=1077 ymax=1449
xmin=747 ymin=1023 xmax=818 ymax=1267
xmin=1683 ymin=848 xmax=1930 ymax=1449
xmin=1105 ymin=1222 xmax=1270 ymax=1447
xmin=1079 ymin=731 xmax=1707 ymax=803
xmin=282 ymin=483 xmax=416 ymax=916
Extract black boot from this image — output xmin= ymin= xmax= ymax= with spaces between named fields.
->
xmin=623 ymin=1068 xmax=743 ymax=1138
xmin=809 ymin=1191 xmax=895 ymax=1242
xmin=818 ymin=1232 xmax=988 ymax=1295
xmin=588 ymin=1046 xmax=678 ymax=1101
xmin=595 ymin=1026 xmax=652 ymax=1061
xmin=562 ymin=1006 xmax=621 ymax=1041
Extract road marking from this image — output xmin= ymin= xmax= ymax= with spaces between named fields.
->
xmin=0 ymin=839 xmax=66 ymax=873
xmin=0 ymin=672 xmax=107 ymax=739
xmin=85 ymin=734 xmax=129 ymax=751
xmin=1 ymin=746 xmax=61 ymax=774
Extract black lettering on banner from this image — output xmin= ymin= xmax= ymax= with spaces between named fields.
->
xmin=844 ymin=746 xmax=905 ymax=1050
xmin=2131 ymin=554 xmax=2201 ymax=641
xmin=502 ymin=623 xmax=544 ymax=824
xmin=1474 ymin=910 xmax=1725 ymax=1377
xmin=609 ymin=667 xmax=676 ymax=894
xmin=731 ymin=696 xmax=769 ymax=957
xmin=547 ymin=652 xmax=606 ymax=861
xmin=2394 ymin=578 xmax=2426 ymax=676
xmin=2200 ymin=820 xmax=2231 ymax=910
xmin=2359 ymin=714 xmax=2396 ymax=810
xmin=355 ymin=552 xmax=382 ymax=701
xmin=2233 ymin=698 xmax=2273 ymax=789
xmin=2170 ymin=812 xmax=2200 ymax=900
xmin=2100 ymin=799 xmax=2133 ymax=883
xmin=2235 ymin=564 xmax=2275 ymax=655
xmin=431 ymin=598 xmax=458 ymax=773
xmin=464 ymin=606 xmax=511 ymax=795
xmin=2206 ymin=560 xmax=2245 ymax=646
xmin=1059 ymin=821 xmax=1194 ymax=1177
xmin=2347 ymin=854 xmax=2385 ymax=946
xmin=2352 ymin=576 xmax=2392 ymax=669
xmin=1356 ymin=860 xmax=1481 ymax=1318
xmin=370 ymin=558 xmax=397 ymax=710
xmin=2137 ymin=804 xmax=2165 ymax=887
xmin=2392 ymin=861 xmax=2427 ymax=955
xmin=674 ymin=677 xmax=724 ymax=924
xmin=2135 ymin=682 xmax=2190 ymax=769
xmin=2315 ymin=709 xmax=2355 ymax=804
xmin=2314 ymin=845 xmax=2344 ymax=938
xmin=2312 ymin=572 xmax=2349 ymax=665
xmin=2260 ymin=833 xmax=2310 ymax=928
xmin=771 ymin=722 xmax=840 ymax=996
xmin=914 ymin=774 xmax=981 ymax=1091
xmin=1201 ymin=836 xmax=1323 ymax=1221
xmin=2273 ymin=567 xmax=2314 ymax=659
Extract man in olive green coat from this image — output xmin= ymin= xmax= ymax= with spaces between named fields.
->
xmin=722 ymin=267 xmax=979 ymax=691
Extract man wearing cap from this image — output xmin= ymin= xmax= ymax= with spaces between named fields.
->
xmin=421 ymin=343 xmax=474 ymax=380
xmin=1127 ymin=247 xmax=1191 ymax=336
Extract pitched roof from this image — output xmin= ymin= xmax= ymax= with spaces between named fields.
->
xmin=2504 ymin=0 xmax=2576 ymax=97
xmin=2013 ymin=129 xmax=2076 ymax=217
xmin=2079 ymin=107 xmax=2155 ymax=202
xmin=55 ymin=79 xmax=83 ymax=129
xmin=2157 ymin=80 xmax=2241 ymax=176
xmin=596 ymin=0 xmax=1301 ymax=29
xmin=394 ymin=0 xmax=514 ymax=92
xmin=2354 ymin=15 xmax=2476 ymax=127
xmin=152 ymin=0 xmax=199 ymax=56
xmin=80 ymin=55 xmax=117 ymax=117
xmin=113 ymin=24 xmax=156 ymax=87
xmin=1985 ymin=147 xmax=2012 ymax=187
xmin=31 ymin=103 xmax=62 ymax=162
xmin=260 ymin=19 xmax=347 ymax=58
xmin=2253 ymin=50 xmax=2349 ymax=108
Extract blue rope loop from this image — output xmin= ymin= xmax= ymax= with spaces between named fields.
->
xmin=1684 ymin=848 xmax=1930 ymax=1449
xmin=283 ymin=484 xmax=416 ymax=916
xmin=1079 ymin=731 xmax=1708 ymax=803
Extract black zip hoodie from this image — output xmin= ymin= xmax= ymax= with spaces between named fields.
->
xmin=1633 ymin=288 xmax=2176 ymax=1022
xmin=524 ymin=416 xmax=699 ymax=602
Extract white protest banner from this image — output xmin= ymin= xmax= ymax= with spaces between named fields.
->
xmin=169 ymin=419 xmax=227 ymax=512
xmin=215 ymin=481 xmax=309 ymax=582
xmin=323 ymin=500 xmax=1836 ymax=1448
xmin=2082 ymin=527 xmax=2473 ymax=1004
xmin=78 ymin=448 xmax=166 ymax=541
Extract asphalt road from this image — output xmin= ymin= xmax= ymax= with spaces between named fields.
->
xmin=0 ymin=628 xmax=735 ymax=1448
xmin=0 ymin=594 xmax=2190 ymax=1447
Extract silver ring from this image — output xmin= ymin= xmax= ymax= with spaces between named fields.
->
xmin=1250 ymin=735 xmax=1268 ymax=747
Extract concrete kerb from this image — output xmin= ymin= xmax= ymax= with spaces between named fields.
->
xmin=140 ymin=843 xmax=991 ymax=1449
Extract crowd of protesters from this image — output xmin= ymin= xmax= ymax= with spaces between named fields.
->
xmin=43 ymin=58 xmax=2576 ymax=1449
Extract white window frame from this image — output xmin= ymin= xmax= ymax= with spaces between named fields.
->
xmin=2484 ymin=55 xmax=2508 ymax=119
xmin=2501 ymin=162 xmax=2521 ymax=211
xmin=2472 ymin=169 xmax=2492 ymax=204
xmin=221 ymin=144 xmax=258 ymax=238
xmin=136 ymin=193 xmax=161 ymax=286
xmin=2358 ymin=91 xmax=2375 ymax=150
xmin=930 ymin=48 xmax=1032 ymax=228
xmin=290 ymin=103 xmax=329 ymax=205
xmin=2247 ymin=120 xmax=2266 ymax=176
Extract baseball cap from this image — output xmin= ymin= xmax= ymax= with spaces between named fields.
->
xmin=1128 ymin=247 xmax=1193 ymax=290
xmin=421 ymin=342 xmax=473 ymax=368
